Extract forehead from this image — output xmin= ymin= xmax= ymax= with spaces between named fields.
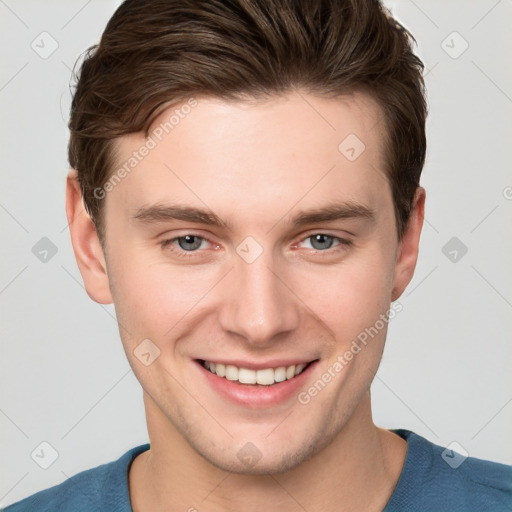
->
xmin=107 ymin=91 xmax=391 ymax=228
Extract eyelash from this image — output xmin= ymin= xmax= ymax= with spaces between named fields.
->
xmin=160 ymin=233 xmax=353 ymax=260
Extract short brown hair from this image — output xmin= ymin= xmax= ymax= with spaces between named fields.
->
xmin=68 ymin=0 xmax=427 ymax=244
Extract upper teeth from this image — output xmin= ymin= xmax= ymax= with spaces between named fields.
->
xmin=202 ymin=361 xmax=307 ymax=385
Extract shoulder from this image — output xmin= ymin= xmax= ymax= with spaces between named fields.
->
xmin=1 ymin=444 xmax=149 ymax=512
xmin=385 ymin=429 xmax=512 ymax=512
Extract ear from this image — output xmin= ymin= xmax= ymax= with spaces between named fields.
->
xmin=391 ymin=187 xmax=426 ymax=301
xmin=65 ymin=169 xmax=113 ymax=304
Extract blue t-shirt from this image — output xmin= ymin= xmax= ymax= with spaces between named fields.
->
xmin=3 ymin=429 xmax=511 ymax=511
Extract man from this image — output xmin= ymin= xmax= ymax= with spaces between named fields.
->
xmin=4 ymin=0 xmax=511 ymax=511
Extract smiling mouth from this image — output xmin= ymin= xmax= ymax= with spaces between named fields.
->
xmin=198 ymin=359 xmax=316 ymax=386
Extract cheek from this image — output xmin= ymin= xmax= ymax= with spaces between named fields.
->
xmin=107 ymin=245 xmax=216 ymax=343
xmin=293 ymin=251 xmax=395 ymax=338
xmin=107 ymin=231 xmax=396 ymax=350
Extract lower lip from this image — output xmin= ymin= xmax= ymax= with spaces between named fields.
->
xmin=195 ymin=360 xmax=318 ymax=408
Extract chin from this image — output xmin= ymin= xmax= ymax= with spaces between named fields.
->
xmin=202 ymin=447 xmax=307 ymax=475
xmin=194 ymin=427 xmax=329 ymax=476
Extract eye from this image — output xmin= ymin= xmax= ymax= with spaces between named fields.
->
xmin=160 ymin=234 xmax=211 ymax=258
xmin=304 ymin=234 xmax=337 ymax=250
xmin=160 ymin=232 xmax=352 ymax=260
xmin=299 ymin=233 xmax=350 ymax=251
xmin=298 ymin=233 xmax=352 ymax=256
xmin=174 ymin=235 xmax=204 ymax=251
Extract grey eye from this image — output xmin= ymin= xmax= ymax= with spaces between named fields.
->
xmin=177 ymin=235 xmax=203 ymax=251
xmin=309 ymin=234 xmax=335 ymax=250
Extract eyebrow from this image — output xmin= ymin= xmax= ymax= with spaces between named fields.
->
xmin=131 ymin=201 xmax=375 ymax=230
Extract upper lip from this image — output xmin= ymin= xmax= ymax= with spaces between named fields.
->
xmin=197 ymin=358 xmax=318 ymax=370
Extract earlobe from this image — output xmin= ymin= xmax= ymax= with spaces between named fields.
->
xmin=65 ymin=170 xmax=113 ymax=304
xmin=391 ymin=187 xmax=426 ymax=301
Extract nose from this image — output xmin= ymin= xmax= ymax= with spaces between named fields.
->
xmin=217 ymin=251 xmax=301 ymax=347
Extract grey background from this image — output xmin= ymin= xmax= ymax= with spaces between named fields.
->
xmin=1 ymin=0 xmax=511 ymax=507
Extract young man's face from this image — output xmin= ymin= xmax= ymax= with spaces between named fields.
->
xmin=69 ymin=91 xmax=423 ymax=474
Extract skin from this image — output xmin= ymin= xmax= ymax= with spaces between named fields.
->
xmin=66 ymin=90 xmax=425 ymax=512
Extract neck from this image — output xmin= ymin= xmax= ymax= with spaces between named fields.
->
xmin=129 ymin=392 xmax=407 ymax=512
